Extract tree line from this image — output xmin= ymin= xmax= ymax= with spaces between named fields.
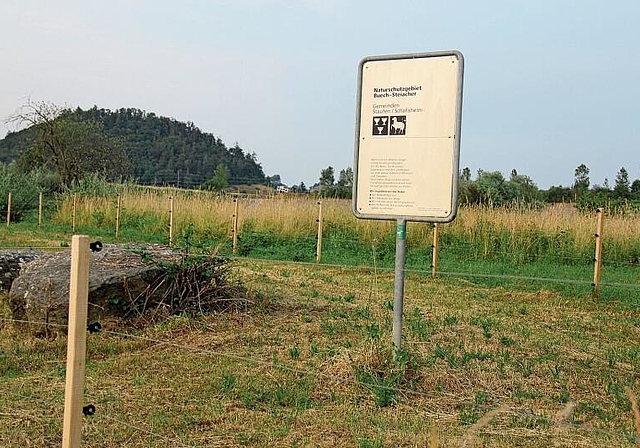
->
xmin=2 ymin=100 xmax=638 ymax=213
xmin=310 ymin=163 xmax=640 ymax=212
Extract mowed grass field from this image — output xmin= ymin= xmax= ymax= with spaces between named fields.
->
xmin=1 ymin=192 xmax=640 ymax=446
xmin=1 ymin=258 xmax=639 ymax=447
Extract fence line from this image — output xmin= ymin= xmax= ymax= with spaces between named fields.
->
xmin=4 ymin=386 xmax=632 ymax=448
xmin=1 ymin=193 xmax=638 ymax=297
xmin=0 ymin=248 xmax=638 ymax=294
xmin=236 ymin=258 xmax=640 ymax=291
xmin=1 ymin=314 xmax=624 ymax=408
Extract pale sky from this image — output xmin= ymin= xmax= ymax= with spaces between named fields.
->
xmin=1 ymin=0 xmax=638 ymax=188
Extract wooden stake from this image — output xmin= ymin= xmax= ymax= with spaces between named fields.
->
xmin=232 ymin=196 xmax=239 ymax=254
xmin=115 ymin=194 xmax=121 ymax=239
xmin=593 ymin=208 xmax=604 ymax=296
xmin=38 ymin=192 xmax=43 ymax=227
xmin=429 ymin=424 xmax=439 ymax=448
xmin=72 ymin=194 xmax=77 ymax=232
xmin=316 ymin=201 xmax=323 ymax=263
xmin=432 ymin=223 xmax=440 ymax=277
xmin=623 ymin=387 xmax=640 ymax=448
xmin=168 ymin=196 xmax=174 ymax=247
xmin=62 ymin=235 xmax=90 ymax=448
xmin=6 ymin=192 xmax=10 ymax=227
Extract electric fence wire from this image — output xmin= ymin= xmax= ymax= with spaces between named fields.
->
xmin=0 ymin=316 xmax=637 ymax=445
xmin=230 ymin=256 xmax=640 ymax=297
xmin=1 ymin=315 xmax=559 ymax=419
xmin=0 ymin=390 xmax=63 ymax=446
xmin=0 ymin=246 xmax=68 ymax=251
xmin=97 ymin=327 xmax=456 ymax=405
xmin=0 ymin=239 xmax=628 ymax=268
xmin=1 ymin=389 xmax=201 ymax=448
xmin=90 ymin=413 xmax=201 ymax=448
xmin=230 ymin=256 xmax=640 ymax=292
xmin=0 ymin=317 xmax=453 ymax=404
xmin=1 ymin=241 xmax=636 ymax=292
xmin=0 ymin=319 xmax=203 ymax=447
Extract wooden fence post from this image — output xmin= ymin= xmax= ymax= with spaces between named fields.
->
xmin=38 ymin=192 xmax=43 ymax=227
xmin=115 ymin=194 xmax=121 ymax=239
xmin=432 ymin=223 xmax=440 ymax=277
xmin=6 ymin=192 xmax=10 ymax=227
xmin=62 ymin=235 xmax=90 ymax=448
xmin=316 ymin=201 xmax=323 ymax=263
xmin=593 ymin=208 xmax=604 ymax=296
xmin=168 ymin=196 xmax=174 ymax=247
xmin=72 ymin=194 xmax=77 ymax=232
xmin=232 ymin=196 xmax=239 ymax=254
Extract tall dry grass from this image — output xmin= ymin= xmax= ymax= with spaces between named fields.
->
xmin=54 ymin=192 xmax=640 ymax=263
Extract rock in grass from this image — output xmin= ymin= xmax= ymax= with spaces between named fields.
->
xmin=7 ymin=244 xmax=245 ymax=336
xmin=8 ymin=244 xmax=182 ymax=336
xmin=0 ymin=250 xmax=43 ymax=291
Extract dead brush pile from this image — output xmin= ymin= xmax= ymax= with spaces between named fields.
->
xmin=122 ymin=253 xmax=251 ymax=322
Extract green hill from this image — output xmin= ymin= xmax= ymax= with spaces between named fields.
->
xmin=0 ymin=106 xmax=266 ymax=188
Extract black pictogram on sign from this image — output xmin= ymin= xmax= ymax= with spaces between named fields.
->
xmin=390 ymin=116 xmax=406 ymax=135
xmin=372 ymin=116 xmax=406 ymax=136
xmin=372 ymin=116 xmax=388 ymax=136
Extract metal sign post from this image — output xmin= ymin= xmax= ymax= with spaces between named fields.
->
xmin=352 ymin=51 xmax=464 ymax=352
xmin=393 ymin=219 xmax=407 ymax=349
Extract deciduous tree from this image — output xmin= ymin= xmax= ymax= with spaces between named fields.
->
xmin=201 ymin=163 xmax=230 ymax=191
xmin=319 ymin=166 xmax=335 ymax=195
xmin=335 ymin=167 xmax=353 ymax=198
xmin=6 ymin=100 xmax=129 ymax=187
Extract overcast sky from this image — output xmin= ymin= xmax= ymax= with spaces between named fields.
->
xmin=1 ymin=0 xmax=638 ymax=188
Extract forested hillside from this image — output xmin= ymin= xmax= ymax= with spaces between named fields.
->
xmin=0 ymin=106 xmax=266 ymax=188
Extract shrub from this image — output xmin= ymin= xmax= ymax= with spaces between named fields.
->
xmin=0 ymin=164 xmax=49 ymax=222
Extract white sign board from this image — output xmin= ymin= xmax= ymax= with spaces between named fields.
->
xmin=353 ymin=51 xmax=464 ymax=222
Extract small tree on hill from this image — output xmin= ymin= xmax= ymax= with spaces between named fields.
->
xmin=201 ymin=163 xmax=230 ymax=191
xmin=6 ymin=100 xmax=129 ymax=187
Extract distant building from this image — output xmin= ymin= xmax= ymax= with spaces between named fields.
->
xmin=276 ymin=185 xmax=289 ymax=193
